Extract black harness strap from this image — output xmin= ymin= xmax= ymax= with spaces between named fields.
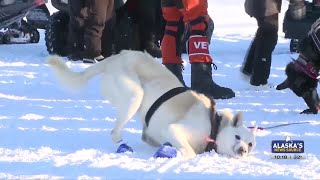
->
xmin=189 ymin=16 xmax=208 ymax=36
xmin=164 ymin=17 xmax=184 ymax=57
xmin=145 ymin=87 xmax=189 ymax=127
xmin=205 ymin=98 xmax=222 ymax=153
xmin=166 ymin=20 xmax=181 ymax=26
xmin=164 ymin=18 xmax=183 ymax=37
xmin=189 ymin=16 xmax=206 ymax=26
xmin=165 ymin=29 xmax=178 ymax=37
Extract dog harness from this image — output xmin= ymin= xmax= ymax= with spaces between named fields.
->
xmin=293 ymin=55 xmax=320 ymax=80
xmin=144 ymin=87 xmax=221 ymax=153
xmin=145 ymin=87 xmax=189 ymax=127
xmin=204 ymin=98 xmax=222 ymax=153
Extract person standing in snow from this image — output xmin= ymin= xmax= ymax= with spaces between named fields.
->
xmin=124 ymin=0 xmax=163 ymax=58
xmin=67 ymin=0 xmax=114 ymax=63
xmin=160 ymin=0 xmax=235 ymax=99
xmin=67 ymin=0 xmax=87 ymax=61
xmin=242 ymin=0 xmax=306 ymax=87
xmin=241 ymin=0 xmax=282 ymax=87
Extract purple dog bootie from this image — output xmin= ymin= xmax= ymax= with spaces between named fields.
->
xmin=153 ymin=142 xmax=177 ymax=158
xmin=116 ymin=143 xmax=133 ymax=153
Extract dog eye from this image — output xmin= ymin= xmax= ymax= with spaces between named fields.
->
xmin=235 ymin=135 xmax=241 ymax=140
xmin=248 ymin=142 xmax=253 ymax=147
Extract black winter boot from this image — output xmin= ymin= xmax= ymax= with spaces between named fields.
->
xmin=164 ymin=64 xmax=186 ymax=86
xmin=67 ymin=43 xmax=84 ymax=61
xmin=191 ymin=63 xmax=235 ymax=99
xmin=136 ymin=0 xmax=162 ymax=58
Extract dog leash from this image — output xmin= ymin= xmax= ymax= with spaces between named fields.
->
xmin=247 ymin=121 xmax=315 ymax=130
xmin=203 ymin=122 xmax=316 ymax=145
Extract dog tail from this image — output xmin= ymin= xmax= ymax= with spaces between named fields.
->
xmin=47 ymin=55 xmax=106 ymax=91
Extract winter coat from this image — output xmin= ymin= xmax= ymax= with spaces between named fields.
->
xmin=245 ymin=0 xmax=282 ymax=18
xmin=114 ymin=0 xmax=128 ymax=10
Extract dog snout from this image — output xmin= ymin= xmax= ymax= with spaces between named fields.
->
xmin=276 ymin=79 xmax=289 ymax=90
xmin=238 ymin=147 xmax=247 ymax=156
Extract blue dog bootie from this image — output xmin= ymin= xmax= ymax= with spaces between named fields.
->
xmin=153 ymin=142 xmax=177 ymax=158
xmin=116 ymin=143 xmax=133 ymax=153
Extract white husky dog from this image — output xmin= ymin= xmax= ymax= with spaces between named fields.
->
xmin=48 ymin=50 xmax=256 ymax=159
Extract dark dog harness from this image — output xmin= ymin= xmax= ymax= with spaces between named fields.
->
xmin=145 ymin=87 xmax=188 ymax=127
xmin=204 ymin=98 xmax=222 ymax=153
xmin=145 ymin=87 xmax=221 ymax=153
xmin=293 ymin=55 xmax=320 ymax=80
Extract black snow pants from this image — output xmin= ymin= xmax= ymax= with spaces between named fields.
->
xmin=242 ymin=14 xmax=279 ymax=86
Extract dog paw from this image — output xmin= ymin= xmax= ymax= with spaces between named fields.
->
xmin=300 ymin=109 xmax=318 ymax=114
xmin=111 ymin=129 xmax=122 ymax=143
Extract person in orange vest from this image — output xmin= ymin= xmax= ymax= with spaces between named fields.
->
xmin=161 ymin=0 xmax=235 ymax=99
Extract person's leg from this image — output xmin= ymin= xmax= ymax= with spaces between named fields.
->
xmin=181 ymin=0 xmax=234 ymax=99
xmin=155 ymin=0 xmax=166 ymax=45
xmin=83 ymin=0 xmax=112 ymax=62
xmin=67 ymin=0 xmax=87 ymax=60
xmin=161 ymin=0 xmax=185 ymax=85
xmin=101 ymin=13 xmax=115 ymax=58
xmin=250 ymin=14 xmax=278 ymax=86
xmin=242 ymin=36 xmax=257 ymax=75
xmin=101 ymin=0 xmax=115 ymax=58
xmin=136 ymin=0 xmax=162 ymax=58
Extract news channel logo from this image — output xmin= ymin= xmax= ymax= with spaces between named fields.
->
xmin=271 ymin=136 xmax=306 ymax=160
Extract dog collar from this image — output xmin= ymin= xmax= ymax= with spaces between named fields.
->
xmin=145 ymin=87 xmax=189 ymax=127
xmin=294 ymin=55 xmax=320 ymax=80
xmin=204 ymin=98 xmax=222 ymax=153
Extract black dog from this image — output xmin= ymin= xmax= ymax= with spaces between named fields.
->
xmin=277 ymin=24 xmax=320 ymax=114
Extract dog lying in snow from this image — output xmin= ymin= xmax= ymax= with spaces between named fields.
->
xmin=48 ymin=50 xmax=256 ymax=159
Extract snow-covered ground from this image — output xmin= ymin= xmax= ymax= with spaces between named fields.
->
xmin=0 ymin=0 xmax=319 ymax=179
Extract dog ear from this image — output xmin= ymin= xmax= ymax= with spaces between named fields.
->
xmin=233 ymin=112 xmax=243 ymax=127
xmin=276 ymin=79 xmax=289 ymax=90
